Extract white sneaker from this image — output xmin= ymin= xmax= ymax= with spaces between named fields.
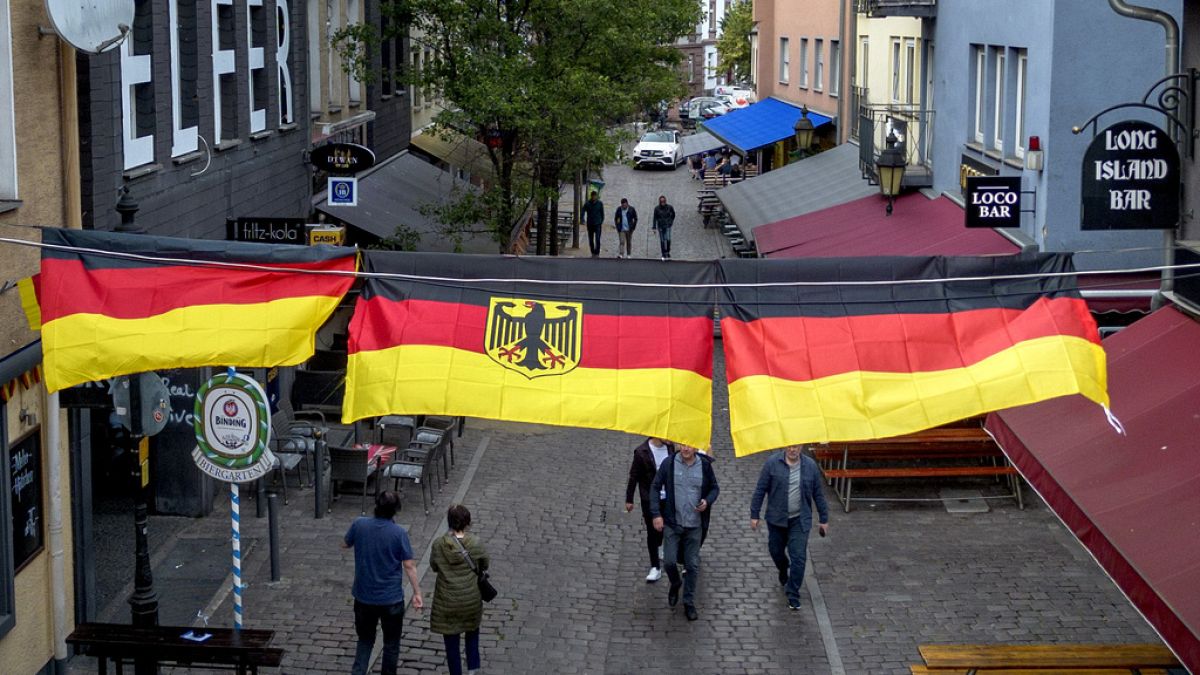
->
xmin=645 ymin=567 xmax=662 ymax=583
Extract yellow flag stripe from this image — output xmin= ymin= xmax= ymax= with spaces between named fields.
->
xmin=345 ymin=344 xmax=713 ymax=450
xmin=728 ymin=335 xmax=1108 ymax=457
xmin=42 ymin=295 xmax=343 ymax=392
xmin=17 ymin=277 xmax=40 ymax=330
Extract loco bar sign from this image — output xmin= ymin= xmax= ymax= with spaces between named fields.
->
xmin=965 ymin=176 xmax=1021 ymax=229
xmin=1081 ymin=120 xmax=1179 ymax=230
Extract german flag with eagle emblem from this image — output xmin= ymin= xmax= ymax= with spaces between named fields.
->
xmin=718 ymin=254 xmax=1108 ymax=456
xmin=344 ymin=252 xmax=716 ymax=449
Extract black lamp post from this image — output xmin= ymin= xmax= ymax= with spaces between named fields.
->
xmin=793 ymin=106 xmax=815 ymax=160
xmin=875 ymin=131 xmax=907 ymax=216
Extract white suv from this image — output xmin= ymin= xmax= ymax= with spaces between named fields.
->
xmin=633 ymin=130 xmax=683 ymax=169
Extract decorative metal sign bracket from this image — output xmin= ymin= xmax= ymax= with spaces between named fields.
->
xmin=1071 ymin=68 xmax=1199 ymax=158
xmin=1020 ymin=188 xmax=1038 ymax=214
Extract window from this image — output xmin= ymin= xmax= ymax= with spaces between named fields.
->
xmin=423 ymin=46 xmax=433 ymax=105
xmin=213 ymin=0 xmax=237 ymax=140
xmin=346 ymin=0 xmax=361 ymax=106
xmin=814 ymin=39 xmax=823 ymax=91
xmin=0 ymin=0 xmax=17 ymax=199
xmin=379 ymin=9 xmax=403 ymax=98
xmin=891 ymin=39 xmax=901 ymax=102
xmin=904 ymin=39 xmax=916 ymax=103
xmin=797 ymin=38 xmax=806 ymax=87
xmin=972 ymin=46 xmax=984 ymax=143
xmin=121 ymin=0 xmax=155 ymax=169
xmin=1015 ymin=50 xmax=1028 ymax=157
xmin=829 ymin=40 xmax=840 ymax=96
xmin=925 ymin=41 xmax=934 ymax=108
xmin=779 ymin=37 xmax=789 ymax=83
xmin=993 ymin=49 xmax=1005 ymax=151
xmin=688 ymin=55 xmax=695 ymax=84
xmin=247 ymin=0 xmax=268 ymax=132
xmin=858 ymin=36 xmax=868 ymax=89
xmin=276 ymin=0 xmax=294 ymax=123
xmin=411 ymin=47 xmax=422 ymax=107
xmin=307 ymin=0 xmax=320 ymax=114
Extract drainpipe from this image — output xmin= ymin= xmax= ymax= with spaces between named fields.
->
xmin=1107 ymin=0 xmax=1179 ymax=308
xmin=45 ymin=390 xmax=68 ymax=672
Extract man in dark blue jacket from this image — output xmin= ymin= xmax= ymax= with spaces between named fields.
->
xmin=650 ymin=444 xmax=719 ymax=621
xmin=750 ymin=445 xmax=829 ymax=610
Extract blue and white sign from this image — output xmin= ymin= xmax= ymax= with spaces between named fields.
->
xmin=328 ymin=176 xmax=358 ymax=207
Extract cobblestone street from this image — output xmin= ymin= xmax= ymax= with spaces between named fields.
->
xmin=68 ymin=161 xmax=1163 ymax=674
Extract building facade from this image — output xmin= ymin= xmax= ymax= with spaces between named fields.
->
xmin=678 ymin=0 xmax=738 ymax=97
xmin=753 ymin=0 xmax=853 ymax=143
xmin=931 ymin=0 xmax=1181 ymax=271
xmin=0 ymin=0 xmax=79 ymax=671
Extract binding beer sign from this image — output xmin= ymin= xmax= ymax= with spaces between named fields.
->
xmin=1081 ymin=120 xmax=1179 ymax=230
xmin=192 ymin=370 xmax=274 ymax=483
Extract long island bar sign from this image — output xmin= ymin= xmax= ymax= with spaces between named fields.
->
xmin=1081 ymin=120 xmax=1179 ymax=230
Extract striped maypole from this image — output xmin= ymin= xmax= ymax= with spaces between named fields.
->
xmin=231 ymin=481 xmax=243 ymax=630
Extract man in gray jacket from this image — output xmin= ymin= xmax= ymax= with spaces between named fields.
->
xmin=749 ymin=445 xmax=829 ymax=610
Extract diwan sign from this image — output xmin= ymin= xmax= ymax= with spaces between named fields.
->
xmin=310 ymin=143 xmax=376 ymax=173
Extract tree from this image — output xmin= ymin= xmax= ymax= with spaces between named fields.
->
xmin=716 ymin=0 xmax=753 ymax=85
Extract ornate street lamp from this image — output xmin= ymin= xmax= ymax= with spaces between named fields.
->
xmin=792 ymin=106 xmax=815 ymax=159
xmin=875 ymin=131 xmax=907 ymax=216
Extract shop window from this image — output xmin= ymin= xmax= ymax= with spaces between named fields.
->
xmin=0 ymin=0 xmax=15 ymax=200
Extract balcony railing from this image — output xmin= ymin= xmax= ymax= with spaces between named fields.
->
xmin=849 ymin=86 xmax=868 ymax=141
xmin=858 ymin=102 xmax=934 ymax=189
xmin=855 ymin=0 xmax=937 ymax=18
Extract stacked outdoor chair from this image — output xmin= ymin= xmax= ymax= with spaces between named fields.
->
xmin=271 ymin=410 xmax=329 ymax=505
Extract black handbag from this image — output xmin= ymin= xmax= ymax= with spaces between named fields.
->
xmin=452 ymin=535 xmax=497 ymax=603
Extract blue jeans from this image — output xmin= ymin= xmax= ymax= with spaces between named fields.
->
xmin=443 ymin=630 xmax=481 ymax=675
xmin=352 ymin=599 xmax=405 ymax=675
xmin=768 ymin=517 xmax=811 ymax=604
xmin=663 ymin=525 xmax=702 ymax=606
xmin=656 ymin=226 xmax=672 ymax=257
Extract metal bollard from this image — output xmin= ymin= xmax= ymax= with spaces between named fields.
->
xmin=256 ymin=478 xmax=266 ymax=518
xmin=267 ymin=493 xmax=281 ymax=582
xmin=313 ymin=440 xmax=326 ymax=519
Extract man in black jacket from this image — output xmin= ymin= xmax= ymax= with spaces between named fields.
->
xmin=580 ymin=191 xmax=605 ymax=257
xmin=613 ymin=198 xmax=638 ymax=259
xmin=624 ymin=438 xmax=676 ymax=582
xmin=651 ymin=195 xmax=676 ymax=260
xmin=650 ymin=444 xmax=719 ymax=621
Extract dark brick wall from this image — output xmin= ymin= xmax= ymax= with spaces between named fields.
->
xmin=365 ymin=1 xmax=411 ymax=161
xmin=78 ymin=0 xmax=312 ymax=238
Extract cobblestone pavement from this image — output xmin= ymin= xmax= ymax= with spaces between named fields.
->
xmin=69 ymin=159 xmax=1163 ymax=674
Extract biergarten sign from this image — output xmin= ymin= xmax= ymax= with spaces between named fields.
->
xmin=1081 ymin=120 xmax=1179 ymax=230
xmin=965 ymin=176 xmax=1022 ymax=229
xmin=191 ymin=371 xmax=274 ymax=483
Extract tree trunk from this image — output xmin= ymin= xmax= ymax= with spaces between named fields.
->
xmin=549 ymin=196 xmax=559 ymax=256
xmin=572 ymin=170 xmax=581 ymax=249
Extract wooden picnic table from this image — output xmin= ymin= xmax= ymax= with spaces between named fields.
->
xmin=917 ymin=643 xmax=1181 ymax=671
xmin=68 ymin=622 xmax=283 ymax=675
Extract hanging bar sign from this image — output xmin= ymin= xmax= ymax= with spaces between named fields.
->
xmin=310 ymin=143 xmax=376 ymax=173
xmin=965 ymin=176 xmax=1022 ymax=228
xmin=1081 ymin=120 xmax=1179 ymax=230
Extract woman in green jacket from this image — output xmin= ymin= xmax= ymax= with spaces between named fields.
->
xmin=430 ymin=504 xmax=489 ymax=675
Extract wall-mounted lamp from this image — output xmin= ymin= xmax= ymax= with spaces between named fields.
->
xmin=875 ymin=131 xmax=907 ymax=216
xmin=18 ymin=407 xmax=37 ymax=427
xmin=793 ymin=106 xmax=815 ymax=158
xmin=1025 ymin=135 xmax=1044 ymax=172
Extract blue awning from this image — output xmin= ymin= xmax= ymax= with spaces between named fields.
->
xmin=700 ymin=98 xmax=831 ymax=155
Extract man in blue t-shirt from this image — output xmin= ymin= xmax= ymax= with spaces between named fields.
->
xmin=342 ymin=491 xmax=424 ymax=675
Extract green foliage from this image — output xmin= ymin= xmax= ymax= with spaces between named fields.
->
xmin=367 ymin=224 xmax=422 ymax=251
xmin=716 ymin=0 xmax=754 ymax=84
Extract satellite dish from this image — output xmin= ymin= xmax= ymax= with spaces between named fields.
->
xmin=44 ymin=0 xmax=135 ymax=54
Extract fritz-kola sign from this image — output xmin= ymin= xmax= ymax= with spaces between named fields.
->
xmin=192 ymin=371 xmax=274 ymax=483
xmin=1081 ymin=120 xmax=1179 ymax=230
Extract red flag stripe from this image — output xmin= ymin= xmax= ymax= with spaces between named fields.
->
xmin=349 ymin=297 xmax=714 ymax=376
xmin=722 ymin=296 xmax=1098 ymax=382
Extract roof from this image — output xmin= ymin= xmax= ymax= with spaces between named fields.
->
xmin=754 ymin=193 xmax=1020 ymax=258
xmin=680 ymin=130 xmax=725 ymax=158
xmin=716 ymin=144 xmax=875 ymax=239
xmin=315 ymin=152 xmax=499 ymax=254
xmin=700 ymin=97 xmax=831 ymax=155
xmin=410 ymin=130 xmax=494 ymax=179
xmin=985 ymin=306 xmax=1200 ymax=672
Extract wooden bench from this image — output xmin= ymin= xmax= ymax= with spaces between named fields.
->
xmin=817 ymin=425 xmax=1022 ymax=512
xmin=68 ymin=622 xmax=283 ymax=674
xmin=912 ymin=668 xmax=1168 ymax=675
xmin=916 ymin=643 xmax=1181 ymax=673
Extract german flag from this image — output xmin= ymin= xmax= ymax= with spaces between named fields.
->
xmin=40 ymin=228 xmax=357 ymax=392
xmin=345 ymin=252 xmax=715 ymax=449
xmin=719 ymin=254 xmax=1108 ymax=456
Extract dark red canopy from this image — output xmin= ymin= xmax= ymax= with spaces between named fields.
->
xmin=986 ymin=306 xmax=1200 ymax=671
xmin=753 ymin=193 xmax=1020 ymax=258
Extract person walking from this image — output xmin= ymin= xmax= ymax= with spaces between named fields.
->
xmin=689 ymin=154 xmax=702 ymax=180
xmin=431 ymin=504 xmax=490 ymax=675
xmin=342 ymin=490 xmax=424 ymax=675
xmin=651 ymin=196 xmax=676 ymax=260
xmin=581 ymin=190 xmax=605 ymax=257
xmin=614 ymin=198 xmax=638 ymax=259
xmin=650 ymin=443 xmax=719 ymax=621
xmin=624 ymin=437 xmax=676 ymax=582
xmin=750 ymin=445 xmax=829 ymax=611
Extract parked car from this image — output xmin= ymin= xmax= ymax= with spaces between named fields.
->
xmin=713 ymin=85 xmax=756 ymax=107
xmin=687 ymin=97 xmax=731 ymax=123
xmin=632 ymin=129 xmax=683 ymax=169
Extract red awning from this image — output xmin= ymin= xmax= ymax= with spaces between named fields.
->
xmin=1078 ymin=272 xmax=1159 ymax=315
xmin=753 ymin=193 xmax=1021 ymax=258
xmin=985 ymin=306 xmax=1200 ymax=671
